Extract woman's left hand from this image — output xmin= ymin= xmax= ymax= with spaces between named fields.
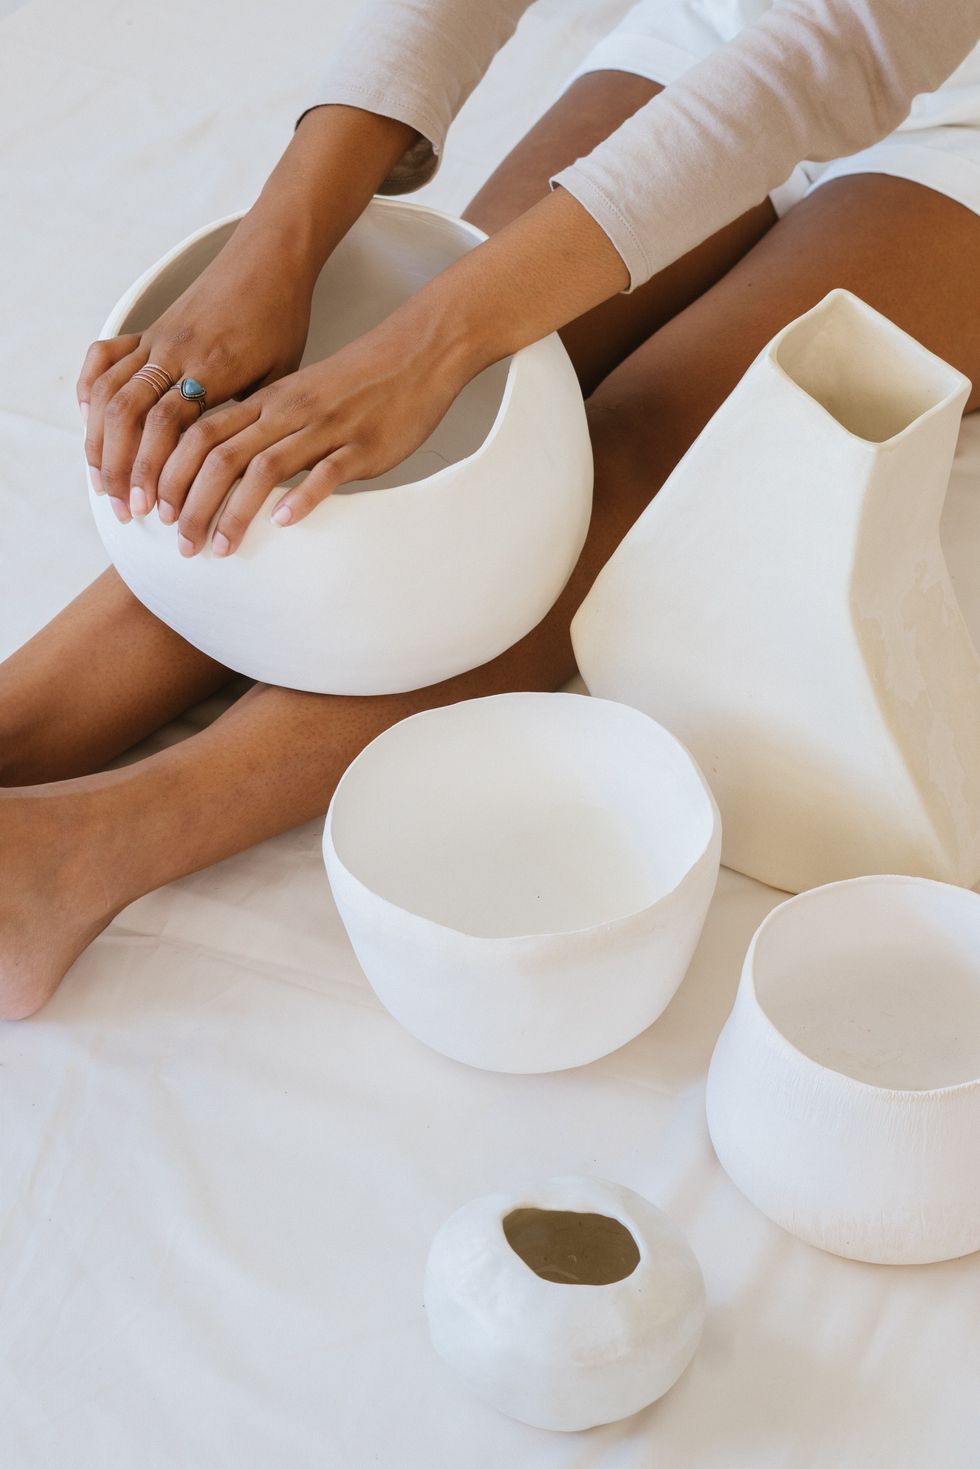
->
xmin=157 ymin=302 xmax=477 ymax=557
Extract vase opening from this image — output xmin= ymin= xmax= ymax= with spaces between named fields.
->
xmin=773 ymin=291 xmax=962 ymax=444
xmin=117 ymin=210 xmax=511 ymax=497
xmin=503 ymin=1208 xmax=641 ymax=1285
xmin=753 ymin=880 xmax=980 ymax=1091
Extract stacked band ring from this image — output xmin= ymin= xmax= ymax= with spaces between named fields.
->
xmin=132 ymin=362 xmax=176 ymax=401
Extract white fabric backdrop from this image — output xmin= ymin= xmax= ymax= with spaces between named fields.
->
xmin=2 ymin=2 xmax=979 ymax=1465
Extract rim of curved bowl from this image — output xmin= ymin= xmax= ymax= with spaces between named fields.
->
xmin=741 ymin=873 xmax=980 ymax=1100
xmin=324 ymin=691 xmax=721 ymax=945
xmin=98 ymin=198 xmax=544 ymax=502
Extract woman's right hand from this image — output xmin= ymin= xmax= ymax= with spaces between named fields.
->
xmin=77 ymin=214 xmax=319 ymax=523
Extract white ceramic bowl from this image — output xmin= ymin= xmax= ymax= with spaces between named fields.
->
xmin=323 ymin=691 xmax=721 ymax=1073
xmin=706 ymin=875 xmax=980 ymax=1264
xmin=88 ymin=199 xmax=593 ymax=694
xmin=424 ymin=1175 xmax=706 ymax=1431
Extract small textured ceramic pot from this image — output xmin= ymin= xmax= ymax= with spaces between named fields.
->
xmin=424 ymin=1175 xmax=706 ymax=1431
xmin=88 ymin=199 xmax=593 ymax=695
xmin=323 ymin=692 xmax=722 ymax=1073
xmin=706 ymin=875 xmax=980 ymax=1264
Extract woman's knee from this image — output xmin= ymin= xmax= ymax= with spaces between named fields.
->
xmin=584 ymin=350 xmax=712 ymax=498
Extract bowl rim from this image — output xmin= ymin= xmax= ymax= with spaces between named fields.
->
xmin=323 ymin=690 xmax=722 ymax=945
xmin=740 ymin=872 xmax=980 ymax=1100
xmin=98 ymin=197 xmax=550 ymax=502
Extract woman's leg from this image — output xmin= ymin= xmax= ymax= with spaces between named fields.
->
xmin=5 ymin=168 xmax=979 ymax=1015
xmin=0 ymin=72 xmax=776 ymax=791
xmin=0 ymin=568 xmax=239 ymax=786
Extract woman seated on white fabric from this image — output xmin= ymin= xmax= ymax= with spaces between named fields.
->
xmin=2 ymin=0 xmax=979 ymax=1017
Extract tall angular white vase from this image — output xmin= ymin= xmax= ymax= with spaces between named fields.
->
xmin=572 ymin=289 xmax=980 ymax=893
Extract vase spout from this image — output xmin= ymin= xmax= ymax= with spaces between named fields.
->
xmin=771 ymin=288 xmax=970 ymax=449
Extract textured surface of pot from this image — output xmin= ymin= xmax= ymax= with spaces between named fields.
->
xmin=424 ymin=1175 xmax=706 ymax=1431
xmin=88 ymin=201 xmax=592 ymax=695
xmin=706 ymin=876 xmax=980 ymax=1264
xmin=323 ymin=692 xmax=721 ymax=1072
xmin=572 ymin=288 xmax=980 ymax=892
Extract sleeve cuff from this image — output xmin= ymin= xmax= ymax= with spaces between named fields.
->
xmin=294 ymin=86 xmax=446 ymax=195
xmin=547 ymin=166 xmax=653 ymax=295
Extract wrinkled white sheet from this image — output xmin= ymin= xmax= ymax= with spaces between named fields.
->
xmin=1 ymin=2 xmax=979 ymax=1465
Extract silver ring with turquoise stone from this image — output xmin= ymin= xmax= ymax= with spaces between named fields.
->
xmin=176 ymin=376 xmax=207 ymax=415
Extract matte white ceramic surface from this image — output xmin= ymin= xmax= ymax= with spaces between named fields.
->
xmin=323 ymin=692 xmax=721 ymax=1072
xmin=706 ymin=875 xmax=980 ymax=1264
xmin=424 ymin=1175 xmax=706 ymax=1431
xmin=572 ymin=289 xmax=980 ymax=892
xmin=88 ymin=200 xmax=593 ymax=694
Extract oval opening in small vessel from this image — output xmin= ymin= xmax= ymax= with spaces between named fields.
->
xmin=503 ymin=1207 xmax=641 ymax=1285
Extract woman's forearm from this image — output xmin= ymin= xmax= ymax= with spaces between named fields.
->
xmin=394 ymin=185 xmax=630 ymax=380
xmin=236 ymin=103 xmax=422 ymax=287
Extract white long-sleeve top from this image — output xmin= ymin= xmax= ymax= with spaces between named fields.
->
xmin=298 ymin=0 xmax=980 ymax=293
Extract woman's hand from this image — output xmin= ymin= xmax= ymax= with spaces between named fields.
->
xmin=76 ymin=104 xmax=422 ymax=525
xmin=77 ymin=217 xmax=318 ymax=524
xmin=158 ymin=299 xmax=477 ymax=557
xmin=153 ymin=180 xmax=629 ymax=557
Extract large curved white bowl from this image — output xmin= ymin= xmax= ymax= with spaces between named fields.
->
xmin=323 ymin=691 xmax=722 ymax=1073
xmin=706 ymin=876 xmax=980 ymax=1264
xmin=424 ymin=1175 xmax=706 ymax=1431
xmin=88 ymin=200 xmax=593 ymax=694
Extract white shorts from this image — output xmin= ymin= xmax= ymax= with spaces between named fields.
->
xmin=566 ymin=0 xmax=980 ymax=219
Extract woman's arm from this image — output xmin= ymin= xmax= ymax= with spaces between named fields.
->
xmin=160 ymin=0 xmax=980 ymax=554
xmin=78 ymin=103 xmax=419 ymax=520
xmin=549 ymin=0 xmax=980 ymax=291
xmin=298 ymin=0 xmax=979 ymax=292
xmin=245 ymin=102 xmax=422 ymax=277
xmin=294 ymin=0 xmax=538 ymax=194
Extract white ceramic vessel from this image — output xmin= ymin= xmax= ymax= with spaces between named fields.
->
xmin=323 ymin=691 xmax=721 ymax=1073
xmin=706 ymin=875 xmax=980 ymax=1264
xmin=572 ymin=289 xmax=980 ymax=892
xmin=424 ymin=1175 xmax=706 ymax=1431
xmin=88 ymin=200 xmax=593 ymax=695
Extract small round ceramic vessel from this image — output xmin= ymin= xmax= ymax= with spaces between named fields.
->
xmin=706 ymin=875 xmax=980 ymax=1264
xmin=323 ymin=691 xmax=722 ymax=1073
xmin=423 ymin=1175 xmax=706 ymax=1432
xmin=88 ymin=199 xmax=593 ymax=695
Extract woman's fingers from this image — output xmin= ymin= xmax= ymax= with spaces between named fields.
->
xmin=100 ymin=368 xmax=196 ymax=520
xmin=76 ymin=333 xmax=141 ymax=423
xmin=208 ymin=430 xmax=348 ymax=555
xmin=157 ymin=401 xmax=263 ymax=534
xmin=137 ymin=397 xmax=258 ymax=522
xmin=269 ymin=444 xmax=360 ymax=527
xmin=178 ymin=426 xmax=317 ymax=557
xmin=84 ymin=344 xmax=151 ymax=513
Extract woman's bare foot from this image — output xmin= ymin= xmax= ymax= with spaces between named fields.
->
xmin=0 ymin=786 xmax=129 ymax=1020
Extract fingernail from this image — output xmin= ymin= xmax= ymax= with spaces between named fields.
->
xmin=89 ymin=466 xmax=103 ymax=495
xmin=177 ymin=533 xmax=195 ymax=557
xmin=130 ymin=487 xmax=149 ymax=517
xmin=212 ymin=531 xmax=231 ymax=557
xmin=80 ymin=402 xmax=89 ymax=425
xmin=109 ymin=496 xmax=132 ymax=524
xmin=158 ymin=500 xmax=176 ymax=525
xmin=272 ymin=504 xmax=292 ymax=526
